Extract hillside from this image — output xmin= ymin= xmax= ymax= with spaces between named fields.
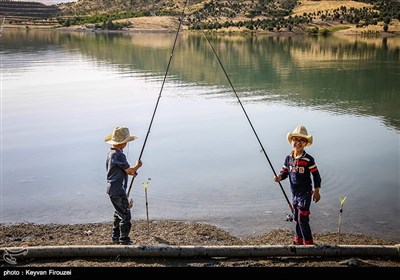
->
xmin=0 ymin=0 xmax=59 ymax=19
xmin=2 ymin=0 xmax=400 ymax=34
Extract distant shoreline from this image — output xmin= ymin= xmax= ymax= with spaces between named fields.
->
xmin=3 ymin=19 xmax=400 ymax=38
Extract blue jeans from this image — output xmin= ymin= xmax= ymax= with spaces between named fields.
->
xmin=109 ymin=195 xmax=131 ymax=241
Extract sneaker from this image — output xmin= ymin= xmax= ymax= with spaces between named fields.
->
xmin=119 ymin=240 xmax=133 ymax=245
xmin=119 ymin=238 xmax=133 ymax=245
xmin=111 ymin=236 xmax=120 ymax=243
xmin=293 ymin=237 xmax=303 ymax=245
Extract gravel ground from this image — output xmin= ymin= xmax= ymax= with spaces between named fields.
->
xmin=1 ymin=220 xmax=399 ymax=268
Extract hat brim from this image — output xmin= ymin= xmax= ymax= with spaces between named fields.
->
xmin=104 ymin=134 xmax=138 ymax=145
xmin=287 ymin=133 xmax=313 ymax=146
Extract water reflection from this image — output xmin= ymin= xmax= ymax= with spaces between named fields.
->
xmin=2 ymin=29 xmax=399 ymax=130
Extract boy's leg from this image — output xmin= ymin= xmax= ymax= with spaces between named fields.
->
xmin=119 ymin=213 xmax=132 ymax=243
xmin=293 ymin=201 xmax=303 ymax=244
xmin=110 ymin=195 xmax=132 ymax=244
xmin=111 ymin=212 xmax=121 ymax=242
xmin=297 ymin=192 xmax=313 ymax=244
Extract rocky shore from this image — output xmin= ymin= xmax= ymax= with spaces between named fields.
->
xmin=1 ymin=220 xmax=399 ymax=267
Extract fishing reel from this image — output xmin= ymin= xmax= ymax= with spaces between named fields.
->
xmin=286 ymin=213 xmax=294 ymax=222
xmin=128 ymin=198 xmax=134 ymax=209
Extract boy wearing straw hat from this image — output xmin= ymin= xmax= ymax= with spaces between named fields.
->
xmin=274 ymin=125 xmax=321 ymax=245
xmin=105 ymin=126 xmax=142 ymax=245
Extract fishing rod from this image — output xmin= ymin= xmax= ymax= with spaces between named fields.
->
xmin=127 ymin=0 xmax=188 ymax=197
xmin=201 ymin=33 xmax=294 ymax=219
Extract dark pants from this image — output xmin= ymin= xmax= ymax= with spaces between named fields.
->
xmin=109 ymin=195 xmax=131 ymax=241
xmin=293 ymin=191 xmax=313 ymax=244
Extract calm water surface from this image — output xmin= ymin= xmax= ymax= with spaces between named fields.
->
xmin=1 ymin=29 xmax=399 ymax=241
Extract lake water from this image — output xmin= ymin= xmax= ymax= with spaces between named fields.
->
xmin=1 ymin=29 xmax=399 ymax=241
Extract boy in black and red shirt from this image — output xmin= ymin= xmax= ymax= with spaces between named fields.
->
xmin=274 ymin=125 xmax=321 ymax=245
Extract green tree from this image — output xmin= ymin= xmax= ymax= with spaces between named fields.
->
xmin=383 ymin=23 xmax=389 ymax=32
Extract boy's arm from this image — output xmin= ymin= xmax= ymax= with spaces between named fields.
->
xmin=313 ymin=187 xmax=321 ymax=202
xmin=274 ymin=158 xmax=289 ymax=182
xmin=274 ymin=170 xmax=288 ymax=182
xmin=125 ymin=160 xmax=143 ymax=176
xmin=309 ymin=158 xmax=321 ymax=202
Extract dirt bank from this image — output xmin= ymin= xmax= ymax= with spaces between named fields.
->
xmin=1 ymin=220 xmax=399 ymax=268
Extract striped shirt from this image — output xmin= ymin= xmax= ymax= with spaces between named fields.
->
xmin=279 ymin=150 xmax=322 ymax=194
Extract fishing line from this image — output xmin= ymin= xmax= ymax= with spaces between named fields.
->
xmin=201 ymin=32 xmax=294 ymax=216
xmin=127 ymin=0 xmax=188 ymax=197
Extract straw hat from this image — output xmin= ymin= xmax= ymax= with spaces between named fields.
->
xmin=287 ymin=125 xmax=313 ymax=146
xmin=105 ymin=126 xmax=138 ymax=145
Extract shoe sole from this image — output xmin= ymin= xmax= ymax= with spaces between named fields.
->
xmin=119 ymin=239 xmax=133 ymax=245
